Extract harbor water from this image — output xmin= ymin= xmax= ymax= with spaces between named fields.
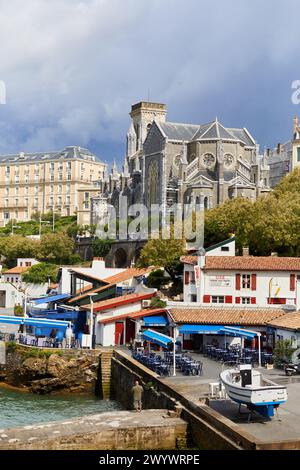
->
xmin=0 ymin=386 xmax=123 ymax=429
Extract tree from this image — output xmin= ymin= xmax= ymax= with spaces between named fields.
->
xmin=146 ymin=269 xmax=170 ymax=289
xmin=0 ymin=235 xmax=39 ymax=267
xmin=274 ymin=339 xmax=296 ymax=364
xmin=137 ymin=238 xmax=185 ymax=279
xmin=274 ymin=168 xmax=300 ymax=197
xmin=204 ymin=197 xmax=255 ymax=251
xmin=22 ymin=262 xmax=58 ymax=284
xmin=37 ymin=232 xmax=75 ymax=264
xmin=92 ymin=238 xmax=112 ymax=258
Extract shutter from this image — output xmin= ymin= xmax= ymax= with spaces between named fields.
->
xmin=290 ymin=274 xmax=296 ymax=291
xmin=184 ymin=271 xmax=190 ymax=285
xmin=235 ymin=297 xmax=241 ymax=304
xmin=203 ymin=295 xmax=210 ymax=303
xmin=235 ymin=274 xmax=241 ymax=290
xmin=225 ymin=296 xmax=233 ymax=304
xmin=251 ymin=274 xmax=257 ymax=291
xmin=251 ymin=297 xmax=256 ymax=304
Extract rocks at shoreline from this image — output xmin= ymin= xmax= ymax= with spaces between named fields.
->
xmin=1 ymin=347 xmax=100 ymax=395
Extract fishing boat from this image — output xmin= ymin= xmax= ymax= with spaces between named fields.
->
xmin=219 ymin=364 xmax=287 ymax=418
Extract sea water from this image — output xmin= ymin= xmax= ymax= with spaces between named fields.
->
xmin=0 ymin=386 xmax=123 ymax=429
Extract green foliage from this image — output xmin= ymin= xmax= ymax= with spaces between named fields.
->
xmin=203 ymin=170 xmax=300 ymax=256
xmin=150 ymin=297 xmax=167 ymax=308
xmin=6 ymin=341 xmax=17 ymax=352
xmin=138 ymin=238 xmax=185 ymax=279
xmin=274 ymin=339 xmax=296 ymax=363
xmin=0 ymin=235 xmax=39 ymax=267
xmin=147 ymin=269 xmax=169 ymax=289
xmin=22 ymin=262 xmax=58 ymax=284
xmin=14 ymin=304 xmax=24 ymax=316
xmin=37 ymin=232 xmax=76 ymax=264
xmin=92 ymin=238 xmax=112 ymax=257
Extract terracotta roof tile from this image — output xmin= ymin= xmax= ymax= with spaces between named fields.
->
xmin=3 ymin=266 xmax=29 ymax=274
xmin=181 ymin=255 xmax=300 ymax=271
xmin=169 ymin=307 xmax=286 ymax=326
xmin=267 ymin=311 xmax=300 ymax=330
xmin=103 ymin=267 xmax=153 ymax=285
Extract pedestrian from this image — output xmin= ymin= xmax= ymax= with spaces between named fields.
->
xmin=131 ymin=379 xmax=143 ymax=412
xmin=65 ymin=324 xmax=73 ymax=348
xmin=49 ymin=328 xmax=57 ymax=347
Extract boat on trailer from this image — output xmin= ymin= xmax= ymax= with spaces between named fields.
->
xmin=219 ymin=364 xmax=288 ymax=418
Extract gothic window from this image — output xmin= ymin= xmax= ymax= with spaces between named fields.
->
xmin=148 ymin=161 xmax=159 ymax=205
xmin=201 ymin=153 xmax=216 ymax=169
xmin=224 ymin=153 xmax=234 ymax=168
xmin=204 ymin=196 xmax=209 ymax=209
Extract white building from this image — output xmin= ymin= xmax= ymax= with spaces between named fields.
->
xmin=181 ymin=237 xmax=300 ymax=308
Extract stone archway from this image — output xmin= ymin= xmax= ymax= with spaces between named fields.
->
xmin=114 ymin=248 xmax=128 ymax=268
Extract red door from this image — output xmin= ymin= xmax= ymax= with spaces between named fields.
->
xmin=115 ymin=322 xmax=124 ymax=346
xmin=126 ymin=319 xmax=135 ymax=344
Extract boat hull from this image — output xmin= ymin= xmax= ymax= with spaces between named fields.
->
xmin=219 ymin=369 xmax=287 ymax=417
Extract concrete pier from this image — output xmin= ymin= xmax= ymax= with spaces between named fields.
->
xmin=0 ymin=410 xmax=187 ymax=450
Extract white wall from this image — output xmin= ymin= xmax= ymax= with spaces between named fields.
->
xmin=183 ymin=263 xmax=300 ymax=307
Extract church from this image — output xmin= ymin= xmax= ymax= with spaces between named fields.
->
xmin=94 ymin=101 xmax=269 ymax=223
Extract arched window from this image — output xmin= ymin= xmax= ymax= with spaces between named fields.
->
xmin=148 ymin=161 xmax=159 ymax=205
xmin=204 ymin=196 xmax=209 ymax=209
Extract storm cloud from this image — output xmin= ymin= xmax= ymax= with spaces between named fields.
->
xmin=0 ymin=0 xmax=299 ymax=163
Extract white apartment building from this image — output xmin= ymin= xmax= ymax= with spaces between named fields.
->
xmin=181 ymin=238 xmax=300 ymax=308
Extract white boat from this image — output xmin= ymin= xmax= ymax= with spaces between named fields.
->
xmin=219 ymin=364 xmax=287 ymax=418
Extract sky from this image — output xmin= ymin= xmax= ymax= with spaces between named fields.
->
xmin=0 ymin=0 xmax=299 ymax=167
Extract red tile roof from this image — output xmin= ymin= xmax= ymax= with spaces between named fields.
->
xmin=181 ymin=255 xmax=300 ymax=271
xmin=84 ymin=292 xmax=155 ymax=312
xmin=103 ymin=267 xmax=153 ymax=284
xmin=169 ymin=307 xmax=286 ymax=326
xmin=267 ymin=311 xmax=300 ymax=330
xmin=98 ymin=308 xmax=167 ymax=325
xmin=3 ymin=266 xmax=29 ymax=275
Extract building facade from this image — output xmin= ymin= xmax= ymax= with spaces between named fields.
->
xmin=0 ymin=146 xmax=106 ymax=226
xmin=267 ymin=116 xmax=300 ymax=188
xmin=99 ymin=101 xmax=270 ymax=220
xmin=181 ymin=238 xmax=300 ymax=308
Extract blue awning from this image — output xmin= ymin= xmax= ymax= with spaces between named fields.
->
xmin=24 ymin=317 xmax=70 ymax=329
xmin=0 ymin=315 xmax=23 ymax=325
xmin=218 ymin=327 xmax=257 ymax=339
xmin=142 ymin=329 xmax=173 ymax=348
xmin=33 ymin=294 xmax=71 ymax=305
xmin=143 ymin=316 xmax=168 ymax=327
xmin=29 ymin=310 xmax=79 ymax=320
xmin=179 ymin=324 xmax=223 ymax=335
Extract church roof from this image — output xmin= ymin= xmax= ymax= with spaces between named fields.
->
xmin=158 ymin=119 xmax=255 ymax=147
xmin=158 ymin=122 xmax=200 ymax=141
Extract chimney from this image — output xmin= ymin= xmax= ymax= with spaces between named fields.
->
xmin=242 ymin=247 xmax=249 ymax=257
xmin=197 ymin=248 xmax=206 ymax=268
xmin=277 ymin=143 xmax=283 ymax=154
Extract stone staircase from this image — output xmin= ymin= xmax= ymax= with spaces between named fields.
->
xmin=99 ymin=350 xmax=113 ymax=399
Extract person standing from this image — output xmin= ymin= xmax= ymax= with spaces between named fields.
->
xmin=131 ymin=380 xmax=143 ymax=412
xmin=65 ymin=324 xmax=73 ymax=348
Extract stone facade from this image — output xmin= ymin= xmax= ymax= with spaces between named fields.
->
xmin=92 ymin=101 xmax=269 ymax=224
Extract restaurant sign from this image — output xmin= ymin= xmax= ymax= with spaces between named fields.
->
xmin=194 ymin=266 xmax=201 ymax=287
xmin=210 ymin=275 xmax=232 ymax=287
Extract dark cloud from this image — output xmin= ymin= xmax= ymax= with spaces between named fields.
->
xmin=0 ymin=0 xmax=299 ymax=163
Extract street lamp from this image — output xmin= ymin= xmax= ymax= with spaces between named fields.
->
xmin=39 ymin=216 xmax=51 ymax=237
xmin=88 ymin=293 xmax=97 ymax=349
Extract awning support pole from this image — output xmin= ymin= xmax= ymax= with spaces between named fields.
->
xmin=173 ymin=327 xmax=176 ymax=377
